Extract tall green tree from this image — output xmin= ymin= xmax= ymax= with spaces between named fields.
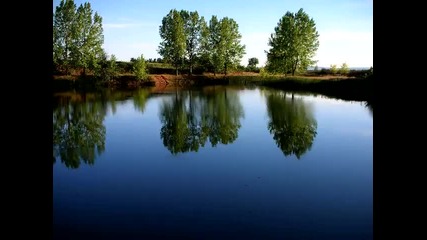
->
xmin=199 ymin=16 xmax=245 ymax=75
xmin=71 ymin=2 xmax=104 ymax=75
xmin=53 ymin=0 xmax=77 ymax=74
xmin=53 ymin=0 xmax=104 ymax=75
xmin=158 ymin=9 xmax=186 ymax=76
xmin=218 ymin=17 xmax=245 ymax=75
xmin=266 ymin=8 xmax=319 ymax=76
xmin=198 ymin=15 xmax=222 ymax=75
xmin=180 ymin=10 xmax=203 ymax=75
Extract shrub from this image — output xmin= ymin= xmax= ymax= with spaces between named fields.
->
xmin=132 ymin=54 xmax=148 ymax=81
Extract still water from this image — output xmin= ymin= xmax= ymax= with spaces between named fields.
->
xmin=53 ymin=86 xmax=373 ymax=240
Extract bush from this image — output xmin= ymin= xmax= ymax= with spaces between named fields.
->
xmin=330 ymin=64 xmax=338 ymax=75
xmin=95 ymin=54 xmax=118 ymax=82
xmin=132 ymin=54 xmax=148 ymax=81
xmin=259 ymin=67 xmax=269 ymax=77
xmin=339 ymin=63 xmax=350 ymax=75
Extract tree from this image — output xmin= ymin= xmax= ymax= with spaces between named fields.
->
xmin=53 ymin=0 xmax=77 ymax=74
xmin=266 ymin=8 xmax=319 ymax=76
xmin=53 ymin=0 xmax=104 ymax=76
xmin=71 ymin=2 xmax=104 ymax=76
xmin=339 ymin=62 xmax=350 ymax=75
xmin=132 ymin=54 xmax=148 ymax=81
xmin=158 ymin=9 xmax=186 ymax=76
xmin=247 ymin=57 xmax=259 ymax=71
xmin=95 ymin=53 xmax=118 ymax=82
xmin=218 ymin=17 xmax=245 ymax=75
xmin=180 ymin=10 xmax=203 ymax=75
xmin=199 ymin=16 xmax=245 ymax=75
xmin=330 ymin=64 xmax=338 ymax=74
xmin=200 ymin=15 xmax=222 ymax=75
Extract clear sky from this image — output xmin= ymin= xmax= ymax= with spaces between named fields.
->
xmin=53 ymin=0 xmax=373 ymax=68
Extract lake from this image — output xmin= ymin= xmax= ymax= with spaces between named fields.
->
xmin=53 ymin=85 xmax=373 ymax=239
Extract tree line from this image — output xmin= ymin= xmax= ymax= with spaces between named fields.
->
xmin=158 ymin=9 xmax=246 ymax=76
xmin=54 ymin=0 xmax=321 ymax=80
xmin=53 ymin=0 xmax=148 ymax=82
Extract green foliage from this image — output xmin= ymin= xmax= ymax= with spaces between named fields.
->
xmin=339 ymin=62 xmax=350 ymax=75
xmin=218 ymin=17 xmax=246 ymax=75
xmin=132 ymin=54 xmax=148 ymax=81
xmin=200 ymin=15 xmax=222 ymax=75
xmin=159 ymin=10 xmax=245 ymax=76
xmin=247 ymin=57 xmax=259 ymax=72
xmin=53 ymin=0 xmax=104 ymax=75
xmin=266 ymin=8 xmax=319 ymax=76
xmin=259 ymin=67 xmax=270 ymax=77
xmin=199 ymin=15 xmax=245 ymax=75
xmin=158 ymin=9 xmax=187 ymax=75
xmin=95 ymin=53 xmax=118 ymax=82
xmin=180 ymin=10 xmax=204 ymax=75
xmin=248 ymin=57 xmax=259 ymax=68
xmin=53 ymin=0 xmax=77 ymax=74
xmin=330 ymin=64 xmax=338 ymax=74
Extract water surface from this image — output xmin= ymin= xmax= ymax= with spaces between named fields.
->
xmin=53 ymin=86 xmax=373 ymax=239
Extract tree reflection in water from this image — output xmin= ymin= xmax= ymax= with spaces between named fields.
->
xmin=265 ymin=91 xmax=317 ymax=159
xmin=159 ymin=87 xmax=244 ymax=154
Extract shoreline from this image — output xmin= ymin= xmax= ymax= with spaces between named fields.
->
xmin=53 ymin=72 xmax=372 ymax=103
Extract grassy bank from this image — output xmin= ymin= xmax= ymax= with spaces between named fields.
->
xmin=226 ymin=74 xmax=373 ymax=102
xmin=53 ymin=71 xmax=373 ymax=102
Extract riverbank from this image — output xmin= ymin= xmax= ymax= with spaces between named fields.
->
xmin=53 ymin=72 xmax=373 ymax=102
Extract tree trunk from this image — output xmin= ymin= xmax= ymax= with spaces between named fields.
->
xmin=176 ymin=67 xmax=178 ymax=76
xmin=189 ymin=56 xmax=193 ymax=76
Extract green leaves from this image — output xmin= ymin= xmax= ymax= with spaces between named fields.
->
xmin=266 ymin=8 xmax=319 ymax=76
xmin=132 ymin=54 xmax=148 ymax=81
xmin=158 ymin=9 xmax=245 ymax=76
xmin=339 ymin=62 xmax=350 ymax=75
xmin=53 ymin=0 xmax=104 ymax=75
xmin=158 ymin=9 xmax=186 ymax=75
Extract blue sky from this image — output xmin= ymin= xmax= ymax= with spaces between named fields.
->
xmin=53 ymin=0 xmax=373 ymax=68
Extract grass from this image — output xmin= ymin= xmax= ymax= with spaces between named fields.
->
xmin=53 ymin=69 xmax=372 ymax=102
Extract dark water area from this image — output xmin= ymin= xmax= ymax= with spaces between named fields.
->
xmin=53 ymin=86 xmax=372 ymax=239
